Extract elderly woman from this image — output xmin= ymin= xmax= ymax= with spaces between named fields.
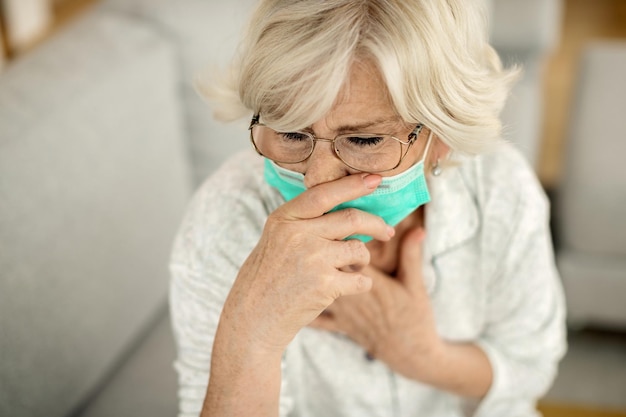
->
xmin=169 ymin=1 xmax=567 ymax=416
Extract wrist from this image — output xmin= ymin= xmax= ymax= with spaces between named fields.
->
xmin=216 ymin=302 xmax=287 ymax=359
xmin=404 ymin=337 xmax=448 ymax=384
xmin=408 ymin=339 xmax=493 ymax=398
xmin=206 ymin=319 xmax=284 ymax=417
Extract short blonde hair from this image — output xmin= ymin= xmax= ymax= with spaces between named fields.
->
xmin=201 ymin=0 xmax=519 ymax=155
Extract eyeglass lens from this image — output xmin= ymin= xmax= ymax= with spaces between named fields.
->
xmin=251 ymin=125 xmax=405 ymax=172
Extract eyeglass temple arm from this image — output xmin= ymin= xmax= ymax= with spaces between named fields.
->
xmin=408 ymin=124 xmax=424 ymax=143
xmin=249 ymin=114 xmax=260 ymax=130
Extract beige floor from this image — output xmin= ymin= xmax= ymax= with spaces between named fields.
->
xmin=541 ymin=329 xmax=626 ymax=415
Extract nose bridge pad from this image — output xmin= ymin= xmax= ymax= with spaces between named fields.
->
xmin=315 ymin=137 xmax=340 ymax=160
xmin=310 ymin=137 xmax=339 ymax=162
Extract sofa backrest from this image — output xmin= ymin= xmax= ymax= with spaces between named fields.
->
xmin=102 ymin=0 xmax=259 ymax=187
xmin=0 ymin=8 xmax=191 ymax=417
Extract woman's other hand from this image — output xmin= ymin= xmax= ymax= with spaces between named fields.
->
xmin=310 ymin=227 xmax=445 ymax=382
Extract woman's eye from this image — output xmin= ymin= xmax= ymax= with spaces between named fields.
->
xmin=346 ymin=136 xmax=384 ymax=146
xmin=279 ymin=132 xmax=309 ymax=141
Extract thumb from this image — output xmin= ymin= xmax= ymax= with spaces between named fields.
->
xmin=397 ymin=227 xmax=427 ymax=294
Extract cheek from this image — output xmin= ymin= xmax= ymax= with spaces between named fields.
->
xmin=382 ymin=145 xmax=423 ymax=177
xmin=276 ymin=161 xmax=307 ymax=174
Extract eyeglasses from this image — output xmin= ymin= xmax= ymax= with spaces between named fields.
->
xmin=249 ymin=115 xmax=422 ymax=173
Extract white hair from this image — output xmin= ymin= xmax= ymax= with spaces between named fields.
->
xmin=200 ymin=0 xmax=520 ymax=155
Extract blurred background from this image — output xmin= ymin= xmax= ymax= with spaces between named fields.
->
xmin=0 ymin=1 xmax=625 ymax=417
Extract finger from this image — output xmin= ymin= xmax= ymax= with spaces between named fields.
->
xmin=331 ymin=270 xmax=373 ymax=298
xmin=309 ymin=314 xmax=344 ymax=334
xmin=361 ymin=264 xmax=391 ymax=281
xmin=328 ymin=239 xmax=371 ymax=271
xmin=397 ymin=227 xmax=427 ymax=294
xmin=357 ymin=266 xmax=399 ymax=322
xmin=310 ymin=208 xmax=395 ymax=242
xmin=328 ymin=298 xmax=379 ymax=356
xmin=278 ymin=173 xmax=382 ymax=220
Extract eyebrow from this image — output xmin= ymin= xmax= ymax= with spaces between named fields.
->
xmin=331 ymin=117 xmax=404 ymax=133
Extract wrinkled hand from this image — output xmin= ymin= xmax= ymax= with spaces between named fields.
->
xmin=310 ymin=227 xmax=444 ymax=380
xmin=219 ymin=173 xmax=395 ymax=354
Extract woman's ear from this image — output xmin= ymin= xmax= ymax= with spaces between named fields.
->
xmin=425 ymin=135 xmax=451 ymax=176
xmin=431 ymin=135 xmax=450 ymax=162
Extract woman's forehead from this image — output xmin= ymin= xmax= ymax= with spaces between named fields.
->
xmin=335 ymin=61 xmax=392 ymax=107
xmin=319 ymin=62 xmax=401 ymax=130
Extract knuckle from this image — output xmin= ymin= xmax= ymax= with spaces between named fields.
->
xmin=354 ymin=274 xmax=369 ymax=292
xmin=265 ymin=212 xmax=280 ymax=230
xmin=284 ymin=228 xmax=308 ymax=249
xmin=265 ymin=211 xmax=285 ymax=231
xmin=343 ymin=208 xmax=363 ymax=229
xmin=263 ymin=221 xmax=310 ymax=256
xmin=311 ymin=274 xmax=337 ymax=306
xmin=345 ymin=238 xmax=368 ymax=260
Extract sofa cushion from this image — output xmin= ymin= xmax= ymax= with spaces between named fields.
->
xmin=490 ymin=0 xmax=562 ymax=55
xmin=0 ymin=9 xmax=190 ymax=417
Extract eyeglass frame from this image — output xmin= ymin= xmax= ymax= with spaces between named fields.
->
xmin=248 ymin=114 xmax=424 ymax=173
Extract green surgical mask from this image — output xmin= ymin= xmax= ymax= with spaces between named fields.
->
xmin=264 ymin=132 xmax=433 ymax=243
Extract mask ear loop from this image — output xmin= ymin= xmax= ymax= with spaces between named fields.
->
xmin=420 ymin=130 xmax=435 ymax=164
xmin=421 ymin=130 xmax=439 ymax=296
xmin=420 ymin=130 xmax=442 ymax=176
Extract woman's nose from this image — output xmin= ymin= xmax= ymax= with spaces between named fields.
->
xmin=303 ymin=140 xmax=350 ymax=189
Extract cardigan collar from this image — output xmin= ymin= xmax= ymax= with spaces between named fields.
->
xmin=425 ymin=157 xmax=479 ymax=258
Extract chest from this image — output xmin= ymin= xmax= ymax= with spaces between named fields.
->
xmin=282 ymin=242 xmax=486 ymax=416
xmin=429 ymin=245 xmax=487 ymax=340
xmin=366 ymin=209 xmax=425 ymax=274
xmin=367 ymin=224 xmax=487 ymax=340
xmin=284 ymin=328 xmax=465 ymax=417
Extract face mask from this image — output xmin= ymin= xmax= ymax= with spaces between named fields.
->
xmin=264 ymin=131 xmax=434 ymax=243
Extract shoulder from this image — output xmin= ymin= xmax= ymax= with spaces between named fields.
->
xmin=171 ymin=150 xmax=281 ymax=266
xmin=429 ymin=142 xmax=551 ymax=268
xmin=455 ymin=144 xmax=553 ymax=282
xmin=458 ymin=142 xmax=549 ymax=222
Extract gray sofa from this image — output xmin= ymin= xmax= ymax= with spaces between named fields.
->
xmin=0 ymin=1 xmax=561 ymax=416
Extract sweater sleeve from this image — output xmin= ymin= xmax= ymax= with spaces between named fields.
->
xmin=471 ymin=153 xmax=567 ymax=416
xmin=168 ymin=152 xmax=294 ymax=417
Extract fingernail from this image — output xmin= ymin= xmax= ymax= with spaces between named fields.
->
xmin=363 ymin=174 xmax=381 ymax=189
xmin=387 ymin=226 xmax=395 ymax=237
